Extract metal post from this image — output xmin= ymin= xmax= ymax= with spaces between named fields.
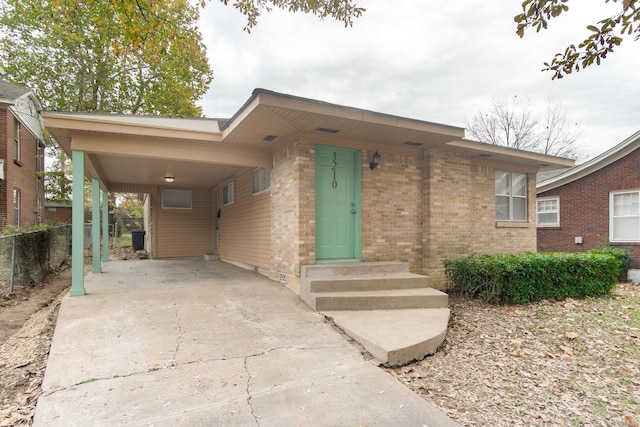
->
xmin=102 ymin=191 xmax=109 ymax=262
xmin=9 ymin=235 xmax=16 ymax=294
xmin=92 ymin=178 xmax=101 ymax=274
xmin=70 ymin=150 xmax=86 ymax=296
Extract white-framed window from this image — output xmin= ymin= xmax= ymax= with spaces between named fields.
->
xmin=13 ymin=188 xmax=21 ymax=226
xmin=161 ymin=189 xmax=192 ymax=209
xmin=495 ymin=171 xmax=527 ymax=221
xmin=13 ymin=118 xmax=20 ymax=162
xmin=252 ymin=167 xmax=272 ymax=195
xmin=610 ymin=190 xmax=640 ymax=242
xmin=536 ymin=197 xmax=560 ymax=227
xmin=223 ymin=181 xmax=235 ymax=205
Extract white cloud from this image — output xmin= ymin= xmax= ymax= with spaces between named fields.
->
xmin=197 ymin=0 xmax=640 ymax=161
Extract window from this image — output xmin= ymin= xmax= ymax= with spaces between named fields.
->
xmin=13 ymin=188 xmax=21 ymax=226
xmin=161 ymin=189 xmax=192 ymax=209
xmin=36 ymin=142 xmax=44 ymax=175
xmin=223 ymin=181 xmax=235 ymax=205
xmin=611 ymin=191 xmax=640 ymax=242
xmin=252 ymin=168 xmax=272 ymax=195
xmin=537 ymin=197 xmax=559 ymax=227
xmin=495 ymin=171 xmax=527 ymax=221
xmin=13 ymin=118 xmax=20 ymax=162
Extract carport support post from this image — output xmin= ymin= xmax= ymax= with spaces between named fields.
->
xmin=102 ymin=191 xmax=109 ymax=262
xmin=70 ymin=150 xmax=86 ymax=296
xmin=92 ymin=178 xmax=101 ymax=274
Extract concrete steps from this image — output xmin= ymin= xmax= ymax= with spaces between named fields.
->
xmin=300 ymin=262 xmax=450 ymax=366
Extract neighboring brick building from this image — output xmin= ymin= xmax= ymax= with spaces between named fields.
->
xmin=537 ymin=130 xmax=640 ymax=270
xmin=44 ymin=89 xmax=574 ymax=291
xmin=0 ymin=81 xmax=46 ymax=230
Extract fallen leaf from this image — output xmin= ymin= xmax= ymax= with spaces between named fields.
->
xmin=564 ymin=332 xmax=579 ymax=340
xmin=559 ymin=345 xmax=574 ymax=355
xmin=510 ymin=350 xmax=522 ymax=357
xmin=510 ymin=338 xmax=523 ymax=345
xmin=624 ymin=415 xmax=639 ymax=427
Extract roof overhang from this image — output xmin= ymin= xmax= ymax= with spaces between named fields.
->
xmin=447 ymin=139 xmax=575 ymax=171
xmin=537 ymin=129 xmax=640 ymax=193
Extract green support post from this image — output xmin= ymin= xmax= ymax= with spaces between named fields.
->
xmin=70 ymin=150 xmax=86 ymax=296
xmin=92 ymin=178 xmax=101 ymax=274
xmin=102 ymin=191 xmax=110 ymax=262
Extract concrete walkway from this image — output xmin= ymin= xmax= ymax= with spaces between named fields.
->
xmin=34 ymin=259 xmax=458 ymax=427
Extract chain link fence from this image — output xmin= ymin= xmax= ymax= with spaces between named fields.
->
xmin=0 ymin=225 xmax=72 ymax=297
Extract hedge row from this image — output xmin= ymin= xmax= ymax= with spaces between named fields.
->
xmin=443 ymin=248 xmax=628 ymax=305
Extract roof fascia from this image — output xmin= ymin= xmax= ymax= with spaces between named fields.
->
xmin=42 ymin=112 xmax=222 ymax=142
xmin=537 ymin=129 xmax=640 ymax=193
xmin=222 ymin=88 xmax=465 ymax=138
xmin=446 ymin=138 xmax=575 ymax=168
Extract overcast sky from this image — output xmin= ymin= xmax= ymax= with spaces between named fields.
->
xmin=197 ymin=0 xmax=639 ymax=162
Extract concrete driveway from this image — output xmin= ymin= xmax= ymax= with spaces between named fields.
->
xmin=34 ymin=259 xmax=458 ymax=426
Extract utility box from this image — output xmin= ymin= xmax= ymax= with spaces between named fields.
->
xmin=131 ymin=229 xmax=145 ymax=251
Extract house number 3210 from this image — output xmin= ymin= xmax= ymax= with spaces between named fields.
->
xmin=331 ymin=152 xmax=338 ymax=189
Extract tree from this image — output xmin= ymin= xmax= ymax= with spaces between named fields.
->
xmin=0 ymin=0 xmax=213 ymax=115
xmin=216 ymin=0 xmax=365 ymax=31
xmin=515 ymin=0 xmax=640 ymax=79
xmin=44 ymin=145 xmax=73 ymax=204
xmin=466 ymin=96 xmax=581 ymax=159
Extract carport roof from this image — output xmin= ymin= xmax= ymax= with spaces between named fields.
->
xmin=43 ymin=88 xmax=574 ymax=192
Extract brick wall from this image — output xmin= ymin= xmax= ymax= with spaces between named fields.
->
xmin=423 ymin=150 xmax=537 ymax=287
xmin=0 ymin=109 xmax=7 ymax=227
xmin=0 ymin=109 xmax=45 ymax=230
xmin=361 ymin=150 xmax=423 ymax=269
xmin=271 ymin=142 xmax=315 ymax=293
xmin=538 ymin=150 xmax=640 ymax=268
xmin=270 ymin=138 xmax=539 ymax=293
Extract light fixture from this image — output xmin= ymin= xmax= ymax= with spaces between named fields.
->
xmin=369 ymin=151 xmax=381 ymax=170
xmin=164 ymin=176 xmax=175 ymax=183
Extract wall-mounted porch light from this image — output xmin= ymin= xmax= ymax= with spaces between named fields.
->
xmin=369 ymin=151 xmax=381 ymax=170
xmin=164 ymin=176 xmax=175 ymax=183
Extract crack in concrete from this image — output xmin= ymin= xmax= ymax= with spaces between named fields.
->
xmin=43 ymin=345 xmax=344 ymax=398
xmin=171 ymin=297 xmax=183 ymax=363
xmin=243 ymin=356 xmax=260 ymax=426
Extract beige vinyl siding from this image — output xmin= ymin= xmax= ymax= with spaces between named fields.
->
xmin=218 ymin=168 xmax=272 ymax=269
xmin=155 ymin=188 xmax=213 ymax=257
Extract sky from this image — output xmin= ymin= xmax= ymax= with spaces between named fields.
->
xmin=196 ymin=0 xmax=640 ymax=162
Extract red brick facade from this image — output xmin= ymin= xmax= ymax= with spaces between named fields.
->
xmin=0 ymin=108 xmax=45 ymax=229
xmin=537 ymin=144 xmax=640 ymax=268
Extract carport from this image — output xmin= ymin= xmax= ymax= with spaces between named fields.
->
xmin=42 ymin=98 xmax=277 ymax=296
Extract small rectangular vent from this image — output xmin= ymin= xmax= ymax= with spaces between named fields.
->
xmin=404 ymin=141 xmax=423 ymax=147
xmin=315 ymin=127 xmax=339 ymax=134
xmin=262 ymin=134 xmax=277 ymax=141
xmin=278 ymin=272 xmax=288 ymax=284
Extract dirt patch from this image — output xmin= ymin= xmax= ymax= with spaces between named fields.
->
xmin=0 ymin=267 xmax=70 ymax=426
xmin=389 ymin=283 xmax=640 ymax=427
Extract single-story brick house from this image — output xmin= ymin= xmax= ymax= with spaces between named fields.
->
xmin=43 ymin=89 xmax=573 ymax=296
xmin=537 ymin=130 xmax=640 ymax=276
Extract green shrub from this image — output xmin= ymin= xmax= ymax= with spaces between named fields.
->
xmin=587 ymin=247 xmax=631 ymax=281
xmin=444 ymin=251 xmax=619 ymax=305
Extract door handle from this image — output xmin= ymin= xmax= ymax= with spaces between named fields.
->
xmin=351 ymin=209 xmax=357 ymax=214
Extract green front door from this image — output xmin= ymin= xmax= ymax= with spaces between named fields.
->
xmin=315 ymin=145 xmax=361 ymax=261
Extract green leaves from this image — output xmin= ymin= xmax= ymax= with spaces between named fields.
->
xmin=445 ymin=251 xmax=620 ymax=305
xmin=217 ymin=0 xmax=364 ymax=32
xmin=515 ymin=0 xmax=639 ymax=79
xmin=0 ymin=0 xmax=213 ymax=116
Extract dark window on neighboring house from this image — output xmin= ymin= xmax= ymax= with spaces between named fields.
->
xmin=13 ymin=118 xmax=21 ymax=162
xmin=611 ymin=190 xmax=640 ymax=242
xmin=495 ymin=171 xmax=527 ymax=221
xmin=13 ymin=188 xmax=21 ymax=226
